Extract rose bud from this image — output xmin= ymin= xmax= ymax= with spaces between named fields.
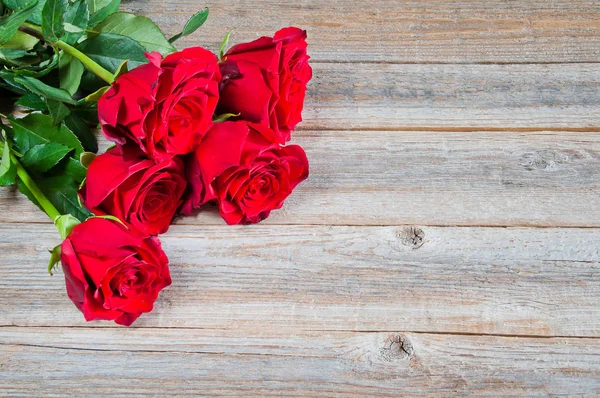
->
xmin=60 ymin=217 xmax=171 ymax=326
xmin=217 ymin=27 xmax=312 ymax=144
xmin=80 ymin=146 xmax=187 ymax=236
xmin=99 ymin=49 xmax=221 ymax=161
xmin=181 ymin=121 xmax=309 ymax=224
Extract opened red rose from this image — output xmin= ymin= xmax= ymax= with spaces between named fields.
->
xmin=181 ymin=121 xmax=309 ymax=224
xmin=99 ymin=48 xmax=221 ymax=161
xmin=81 ymin=147 xmax=186 ymax=235
xmin=60 ymin=218 xmax=171 ymax=326
xmin=218 ymin=27 xmax=312 ymax=143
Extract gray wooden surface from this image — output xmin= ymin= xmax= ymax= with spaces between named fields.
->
xmin=1 ymin=0 xmax=600 ymax=395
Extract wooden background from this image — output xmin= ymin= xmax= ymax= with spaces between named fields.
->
xmin=2 ymin=0 xmax=600 ymax=395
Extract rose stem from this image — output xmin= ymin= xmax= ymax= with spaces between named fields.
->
xmin=53 ymin=40 xmax=114 ymax=84
xmin=10 ymin=152 xmax=61 ymax=221
xmin=17 ymin=25 xmax=115 ymax=85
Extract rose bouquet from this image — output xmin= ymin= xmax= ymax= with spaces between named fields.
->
xmin=0 ymin=1 xmax=311 ymax=325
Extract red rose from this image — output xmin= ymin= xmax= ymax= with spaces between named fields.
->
xmin=181 ymin=121 xmax=309 ymax=224
xmin=80 ymin=147 xmax=186 ymax=235
xmin=99 ymin=49 xmax=221 ymax=161
xmin=218 ymin=27 xmax=312 ymax=143
xmin=60 ymin=218 xmax=171 ymax=326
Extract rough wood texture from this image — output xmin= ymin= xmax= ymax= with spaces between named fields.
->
xmin=2 ymin=131 xmax=599 ymax=227
xmin=123 ymin=0 xmax=600 ymax=63
xmin=1 ymin=223 xmax=599 ymax=337
xmin=2 ymin=327 xmax=600 ymax=396
xmin=301 ymin=63 xmax=600 ymax=130
xmin=2 ymin=0 xmax=600 ymax=394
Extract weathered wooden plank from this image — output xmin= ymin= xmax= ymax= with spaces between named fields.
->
xmin=122 ymin=0 xmax=600 ymax=63
xmin=301 ymin=63 xmax=600 ymax=130
xmin=1 ymin=327 xmax=599 ymax=396
xmin=2 ymin=131 xmax=599 ymax=226
xmin=1 ymin=223 xmax=599 ymax=336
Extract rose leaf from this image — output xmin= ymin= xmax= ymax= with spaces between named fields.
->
xmin=41 ymin=0 xmax=68 ymax=41
xmin=0 ymin=0 xmax=39 ymax=45
xmin=59 ymin=52 xmax=85 ymax=96
xmin=168 ymin=7 xmax=209 ymax=44
xmin=20 ymin=142 xmax=73 ymax=173
xmin=90 ymin=12 xmax=176 ymax=55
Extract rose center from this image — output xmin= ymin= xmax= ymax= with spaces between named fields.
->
xmin=110 ymin=266 xmax=147 ymax=297
xmin=169 ymin=97 xmax=203 ymax=135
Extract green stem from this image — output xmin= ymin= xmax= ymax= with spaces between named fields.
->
xmin=54 ymin=40 xmax=114 ymax=84
xmin=18 ymin=25 xmax=114 ymax=85
xmin=11 ymin=153 xmax=61 ymax=221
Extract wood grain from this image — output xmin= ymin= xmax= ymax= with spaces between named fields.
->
xmin=1 ymin=327 xmax=599 ymax=396
xmin=1 ymin=223 xmax=599 ymax=336
xmin=122 ymin=0 xmax=600 ymax=63
xmin=2 ymin=131 xmax=599 ymax=227
xmin=2 ymin=1 xmax=600 ymax=393
xmin=301 ymin=63 xmax=600 ymax=130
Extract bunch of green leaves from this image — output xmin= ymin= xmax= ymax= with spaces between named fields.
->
xmin=0 ymin=0 xmax=210 ymax=136
xmin=0 ymin=0 xmax=210 ymax=224
xmin=0 ymin=113 xmax=91 ymax=221
xmin=0 ymin=1 xmax=209 ymax=90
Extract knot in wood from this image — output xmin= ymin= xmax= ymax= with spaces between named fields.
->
xmin=397 ymin=226 xmax=425 ymax=249
xmin=379 ymin=333 xmax=413 ymax=362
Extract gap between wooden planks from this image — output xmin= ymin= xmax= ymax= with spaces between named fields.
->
xmin=123 ymin=0 xmax=600 ymax=64
xmin=1 ymin=223 xmax=599 ymax=337
xmin=2 ymin=130 xmax=599 ymax=227
xmin=1 ymin=327 xmax=599 ymax=396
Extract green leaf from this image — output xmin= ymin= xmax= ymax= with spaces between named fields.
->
xmin=51 ymin=156 xmax=87 ymax=182
xmin=9 ymin=113 xmax=84 ymax=156
xmin=63 ymin=0 xmax=89 ymax=44
xmin=219 ymin=30 xmax=232 ymax=61
xmin=169 ymin=7 xmax=208 ymax=44
xmin=20 ymin=142 xmax=72 ymax=173
xmin=0 ymin=48 xmax=30 ymax=66
xmin=64 ymin=112 xmax=97 ymax=152
xmin=79 ymin=151 xmax=95 ymax=168
xmin=0 ymin=71 xmax=27 ymax=94
xmin=0 ymin=0 xmax=38 ymax=45
xmin=36 ymin=174 xmax=91 ymax=221
xmin=1 ymin=27 xmax=39 ymax=50
xmin=112 ymin=58 xmax=128 ymax=78
xmin=14 ymin=75 xmax=77 ymax=104
xmin=0 ymin=132 xmax=17 ymax=186
xmin=86 ymin=0 xmax=119 ymax=27
xmin=41 ymin=0 xmax=67 ymax=41
xmin=47 ymin=244 xmax=60 ymax=275
xmin=90 ymin=12 xmax=176 ymax=55
xmin=46 ymin=99 xmax=71 ymax=125
xmin=15 ymin=92 xmax=47 ymax=111
xmin=4 ymin=0 xmax=46 ymax=25
xmin=83 ymin=85 xmax=109 ymax=102
xmin=77 ymin=33 xmax=148 ymax=73
xmin=84 ymin=0 xmax=106 ymax=14
xmin=59 ymin=52 xmax=84 ymax=95
xmin=1 ymin=52 xmax=60 ymax=78
xmin=20 ymin=156 xmax=91 ymax=222
xmin=213 ymin=113 xmax=239 ymax=123
xmin=54 ymin=213 xmax=80 ymax=239
xmin=71 ymin=104 xmax=98 ymax=125
xmin=93 ymin=214 xmax=128 ymax=228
